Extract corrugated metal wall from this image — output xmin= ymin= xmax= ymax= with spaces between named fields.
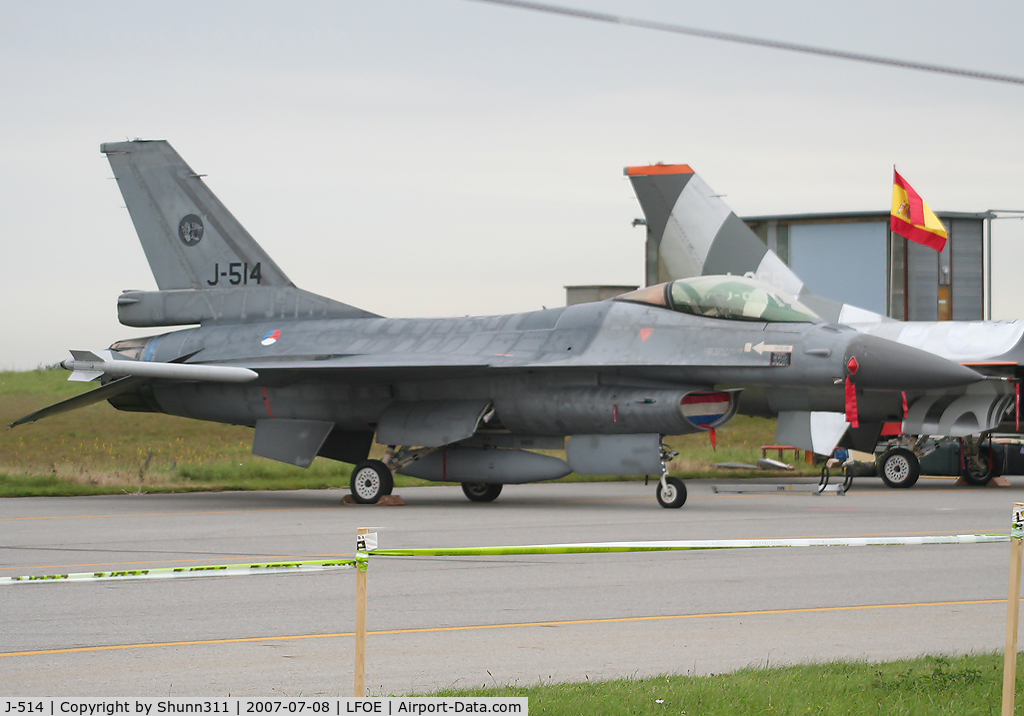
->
xmin=907 ymin=239 xmax=939 ymax=320
xmin=950 ymin=218 xmax=984 ymax=320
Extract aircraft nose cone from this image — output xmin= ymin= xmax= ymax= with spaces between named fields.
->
xmin=844 ymin=334 xmax=983 ymax=390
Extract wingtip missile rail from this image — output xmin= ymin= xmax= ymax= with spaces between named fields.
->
xmin=62 ymin=350 xmax=258 ymax=383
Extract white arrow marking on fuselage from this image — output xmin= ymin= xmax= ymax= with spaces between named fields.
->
xmin=745 ymin=341 xmax=794 ymax=355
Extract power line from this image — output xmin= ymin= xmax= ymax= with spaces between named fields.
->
xmin=466 ymin=0 xmax=1024 ymax=87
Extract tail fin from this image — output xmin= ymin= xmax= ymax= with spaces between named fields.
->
xmin=625 ymin=164 xmax=884 ymax=325
xmin=103 ymin=140 xmax=378 ymax=326
xmin=103 ymin=140 xmax=292 ymax=290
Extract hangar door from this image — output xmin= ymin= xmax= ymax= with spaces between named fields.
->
xmin=892 ymin=216 xmax=985 ymax=320
xmin=788 ymin=221 xmax=888 ymax=315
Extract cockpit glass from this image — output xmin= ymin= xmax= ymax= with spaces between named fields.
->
xmin=669 ymin=276 xmax=819 ymax=322
xmin=616 ymin=276 xmax=820 ymax=323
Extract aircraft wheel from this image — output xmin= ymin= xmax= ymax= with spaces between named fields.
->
xmin=350 ymin=460 xmax=394 ymax=504
xmin=877 ymin=448 xmax=919 ymax=488
xmin=656 ymin=476 xmax=687 ymax=508
xmin=960 ymin=443 xmax=997 ymax=486
xmin=461 ymin=482 xmax=503 ymax=502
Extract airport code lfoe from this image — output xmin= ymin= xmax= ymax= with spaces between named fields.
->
xmin=1 ymin=702 xmax=527 ymax=716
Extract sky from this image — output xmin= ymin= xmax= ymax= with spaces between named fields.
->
xmin=2 ymin=0 xmax=1023 ymax=370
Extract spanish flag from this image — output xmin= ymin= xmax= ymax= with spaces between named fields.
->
xmin=891 ymin=170 xmax=948 ymax=251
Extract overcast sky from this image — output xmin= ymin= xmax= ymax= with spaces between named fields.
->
xmin=3 ymin=0 xmax=1023 ymax=370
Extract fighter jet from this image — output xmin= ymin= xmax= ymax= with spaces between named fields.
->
xmin=626 ymin=163 xmax=1019 ymax=487
xmin=10 ymin=142 xmax=984 ymax=507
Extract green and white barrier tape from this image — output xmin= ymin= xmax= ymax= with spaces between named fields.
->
xmin=2 ymin=534 xmax=1008 ymax=584
xmin=0 ymin=559 xmax=357 ymax=585
xmin=369 ymin=534 xmax=1009 ymax=557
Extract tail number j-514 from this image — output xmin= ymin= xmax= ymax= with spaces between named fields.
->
xmin=208 ymin=262 xmax=262 ymax=286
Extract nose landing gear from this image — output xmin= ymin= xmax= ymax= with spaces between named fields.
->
xmin=655 ymin=443 xmax=686 ymax=508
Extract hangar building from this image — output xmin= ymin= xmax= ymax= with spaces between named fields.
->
xmin=567 ymin=209 xmax=1015 ymax=321
xmin=743 ymin=211 xmax=988 ymax=321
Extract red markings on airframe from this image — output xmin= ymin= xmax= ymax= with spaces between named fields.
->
xmin=262 ymin=386 xmax=275 ymax=418
xmin=640 ymin=328 xmax=654 ymax=342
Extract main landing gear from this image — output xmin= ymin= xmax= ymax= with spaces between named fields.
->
xmin=349 ymin=460 xmax=394 ymax=504
xmin=461 ymin=482 xmax=503 ymax=502
xmin=875 ymin=434 xmax=1003 ymax=489
xmin=349 ymin=445 xmax=437 ymax=504
xmin=959 ymin=437 xmax=1001 ymax=486
xmin=877 ymin=447 xmax=920 ymax=489
xmin=350 ymin=445 xmax=510 ymax=505
xmin=349 ymin=440 xmax=691 ymax=507
xmin=656 ymin=476 xmax=687 ymax=508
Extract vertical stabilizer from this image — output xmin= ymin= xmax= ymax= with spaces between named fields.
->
xmin=625 ymin=164 xmax=885 ymax=325
xmin=102 ymin=140 xmax=293 ymax=291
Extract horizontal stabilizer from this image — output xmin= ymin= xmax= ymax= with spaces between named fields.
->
xmin=117 ymin=286 xmax=380 ymax=327
xmin=10 ymin=375 xmax=148 ymax=428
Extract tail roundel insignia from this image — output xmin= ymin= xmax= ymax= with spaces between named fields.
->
xmin=178 ymin=215 xmax=204 ymax=246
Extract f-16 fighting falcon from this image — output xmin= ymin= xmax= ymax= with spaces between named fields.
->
xmin=11 ymin=142 xmax=985 ymax=508
xmin=626 ymin=163 xmax=1020 ymax=488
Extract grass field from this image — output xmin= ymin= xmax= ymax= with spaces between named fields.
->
xmin=1 ymin=368 xmax=800 ymax=496
xmin=432 ymin=653 xmax=1022 ymax=715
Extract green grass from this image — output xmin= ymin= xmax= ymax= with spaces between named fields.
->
xmin=0 ymin=368 xmax=805 ymax=496
xmin=430 ymin=653 xmax=1020 ymax=715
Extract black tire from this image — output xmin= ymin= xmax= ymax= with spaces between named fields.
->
xmin=656 ymin=476 xmax=687 ymax=508
xmin=992 ymin=444 xmax=1005 ymax=478
xmin=350 ymin=460 xmax=394 ymax=504
xmin=878 ymin=448 xmax=919 ymax=488
xmin=960 ymin=443 xmax=997 ymax=486
xmin=461 ymin=482 xmax=503 ymax=502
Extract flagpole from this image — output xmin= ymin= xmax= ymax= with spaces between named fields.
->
xmin=987 ymin=212 xmax=994 ymax=320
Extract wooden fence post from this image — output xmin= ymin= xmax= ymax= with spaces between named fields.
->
xmin=355 ymin=527 xmax=368 ymax=697
xmin=1002 ymin=503 xmax=1024 ymax=716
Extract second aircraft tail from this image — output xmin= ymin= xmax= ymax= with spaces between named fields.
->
xmin=624 ymin=164 xmax=884 ymax=325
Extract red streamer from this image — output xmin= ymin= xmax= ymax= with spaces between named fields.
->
xmin=845 ymin=376 xmax=859 ymax=428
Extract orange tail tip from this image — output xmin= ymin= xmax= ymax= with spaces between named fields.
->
xmin=624 ymin=163 xmax=694 ymax=176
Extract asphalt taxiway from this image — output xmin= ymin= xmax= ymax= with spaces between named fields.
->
xmin=1 ymin=476 xmax=1021 ymax=695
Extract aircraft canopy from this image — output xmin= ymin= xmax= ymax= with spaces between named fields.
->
xmin=617 ymin=275 xmax=820 ymax=323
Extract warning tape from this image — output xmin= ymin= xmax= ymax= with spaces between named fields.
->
xmin=0 ymin=559 xmax=357 ymax=585
xmin=369 ymin=534 xmax=1009 ymax=557
xmin=1 ymin=534 xmax=1008 ymax=584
